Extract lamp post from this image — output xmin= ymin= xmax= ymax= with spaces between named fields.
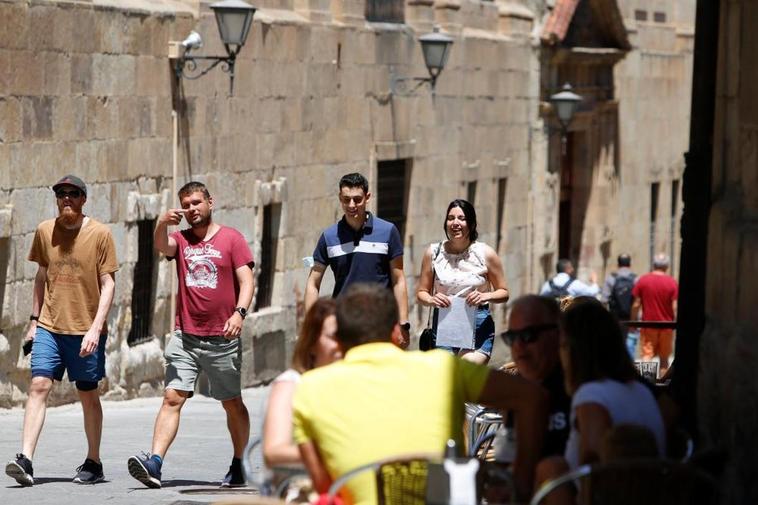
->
xmin=171 ymin=0 xmax=257 ymax=95
xmin=390 ymin=27 xmax=454 ymax=95
xmin=549 ymin=83 xmax=582 ymax=155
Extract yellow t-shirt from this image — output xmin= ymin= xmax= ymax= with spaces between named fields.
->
xmin=28 ymin=217 xmax=119 ymax=334
xmin=292 ymin=343 xmax=490 ymax=505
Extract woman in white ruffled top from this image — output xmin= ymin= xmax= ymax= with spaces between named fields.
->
xmin=416 ymin=199 xmax=509 ymax=365
xmin=262 ymin=299 xmax=341 ymax=466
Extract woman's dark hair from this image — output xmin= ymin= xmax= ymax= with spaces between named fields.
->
xmin=444 ymin=199 xmax=478 ymax=242
xmin=561 ymin=298 xmax=636 ymax=392
xmin=291 ymin=298 xmax=337 ymax=373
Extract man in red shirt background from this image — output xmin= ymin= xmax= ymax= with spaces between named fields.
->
xmin=631 ymin=253 xmax=678 ymax=377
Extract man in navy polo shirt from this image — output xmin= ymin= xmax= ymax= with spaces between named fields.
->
xmin=305 ymin=173 xmax=410 ymax=348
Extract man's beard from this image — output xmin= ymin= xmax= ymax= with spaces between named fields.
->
xmin=58 ymin=206 xmax=81 ymax=225
xmin=190 ymin=211 xmax=211 ymax=228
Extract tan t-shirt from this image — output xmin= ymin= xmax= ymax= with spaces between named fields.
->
xmin=28 ymin=217 xmax=119 ymax=335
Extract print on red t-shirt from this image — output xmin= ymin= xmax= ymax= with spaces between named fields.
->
xmin=631 ymin=273 xmax=678 ymax=321
xmin=171 ymin=226 xmax=254 ymax=336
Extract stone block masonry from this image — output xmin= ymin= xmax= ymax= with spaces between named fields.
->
xmin=0 ymin=0 xmax=694 ymax=407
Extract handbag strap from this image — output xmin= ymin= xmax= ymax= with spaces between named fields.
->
xmin=425 ymin=242 xmax=443 ymax=326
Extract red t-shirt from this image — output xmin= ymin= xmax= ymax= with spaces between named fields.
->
xmin=171 ymin=226 xmax=254 ymax=336
xmin=631 ymin=272 xmax=678 ymax=321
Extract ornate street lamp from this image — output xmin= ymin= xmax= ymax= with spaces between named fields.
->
xmin=171 ymin=0 xmax=257 ymax=95
xmin=549 ymin=83 xmax=582 ymax=155
xmin=391 ymin=27 xmax=454 ymax=95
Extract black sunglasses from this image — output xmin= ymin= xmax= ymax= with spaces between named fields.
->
xmin=56 ymin=189 xmax=83 ymax=199
xmin=500 ymin=324 xmax=558 ymax=346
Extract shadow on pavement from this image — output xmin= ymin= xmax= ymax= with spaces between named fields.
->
xmin=179 ymin=486 xmax=257 ymax=495
xmin=26 ymin=477 xmax=79 ymax=485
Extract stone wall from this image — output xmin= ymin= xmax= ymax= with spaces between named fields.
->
xmin=614 ymin=1 xmax=694 ymax=278
xmin=699 ymin=1 xmax=758 ymax=502
xmin=0 ymin=0 xmax=540 ymax=405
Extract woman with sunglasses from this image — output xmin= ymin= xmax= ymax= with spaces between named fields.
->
xmin=416 ymin=199 xmax=509 ymax=364
xmin=535 ymin=299 xmax=665 ymax=504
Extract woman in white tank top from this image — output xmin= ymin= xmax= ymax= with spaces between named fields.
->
xmin=416 ymin=199 xmax=509 ymax=365
xmin=535 ymin=299 xmax=666 ymax=504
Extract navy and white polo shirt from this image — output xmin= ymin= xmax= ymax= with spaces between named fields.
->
xmin=313 ymin=212 xmax=403 ymax=297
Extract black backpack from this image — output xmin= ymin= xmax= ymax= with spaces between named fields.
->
xmin=608 ymin=273 xmax=636 ymax=319
xmin=546 ymin=277 xmax=575 ymax=299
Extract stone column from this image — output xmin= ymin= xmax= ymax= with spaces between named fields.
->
xmin=434 ymin=0 xmax=462 ymax=34
xmin=331 ymin=0 xmax=365 ymax=26
xmin=406 ymin=0 xmax=435 ymax=32
xmin=294 ymin=0 xmax=332 ymax=22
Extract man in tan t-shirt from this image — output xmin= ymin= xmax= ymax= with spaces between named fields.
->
xmin=5 ymin=175 xmax=118 ymax=487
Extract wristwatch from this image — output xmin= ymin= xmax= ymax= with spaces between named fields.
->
xmin=400 ymin=321 xmax=411 ymax=331
xmin=234 ymin=307 xmax=248 ymax=319
xmin=29 ymin=315 xmax=39 ymax=321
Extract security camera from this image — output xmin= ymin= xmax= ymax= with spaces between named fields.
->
xmin=181 ymin=31 xmax=203 ymax=51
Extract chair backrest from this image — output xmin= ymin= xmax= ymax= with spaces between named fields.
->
xmin=327 ymin=453 xmax=440 ymax=505
xmin=530 ymin=459 xmax=719 ymax=505
xmin=465 ymin=403 xmax=504 ymax=459
xmin=243 ymin=436 xmax=309 ymax=499
xmin=243 ymin=437 xmax=268 ymax=493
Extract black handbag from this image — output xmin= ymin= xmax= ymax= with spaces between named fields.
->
xmin=419 ymin=243 xmax=443 ymax=351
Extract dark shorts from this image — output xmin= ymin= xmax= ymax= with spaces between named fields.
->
xmin=433 ymin=305 xmax=495 ymax=357
xmin=31 ymin=326 xmax=106 ymax=388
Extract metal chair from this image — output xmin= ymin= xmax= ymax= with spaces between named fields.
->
xmin=242 ymin=436 xmax=309 ymax=499
xmin=530 ymin=459 xmax=719 ymax=505
xmin=465 ymin=403 xmax=504 ymax=459
xmin=326 ymin=452 xmax=440 ymax=505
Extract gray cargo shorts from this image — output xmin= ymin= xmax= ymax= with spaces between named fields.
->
xmin=164 ymin=330 xmax=242 ymax=401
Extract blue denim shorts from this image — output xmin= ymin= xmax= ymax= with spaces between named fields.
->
xmin=31 ymin=326 xmax=106 ymax=387
xmin=433 ymin=305 xmax=495 ymax=357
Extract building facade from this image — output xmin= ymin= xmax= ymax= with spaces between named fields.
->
xmin=0 ymin=0 xmax=694 ymax=405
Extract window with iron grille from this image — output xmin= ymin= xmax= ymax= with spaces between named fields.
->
xmin=128 ymin=219 xmax=156 ymax=346
xmin=254 ymin=203 xmax=280 ymax=312
xmin=496 ymin=178 xmax=508 ymax=253
xmin=653 ymin=11 xmax=666 ymax=23
xmin=366 ymin=0 xmax=404 ymax=23
xmin=376 ymin=159 xmax=410 ymax=239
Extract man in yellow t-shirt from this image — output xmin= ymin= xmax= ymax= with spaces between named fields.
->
xmin=5 ymin=175 xmax=118 ymax=488
xmin=293 ymin=284 xmax=548 ymax=505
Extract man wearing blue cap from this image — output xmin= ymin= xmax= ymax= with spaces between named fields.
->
xmin=5 ymin=175 xmax=118 ymax=487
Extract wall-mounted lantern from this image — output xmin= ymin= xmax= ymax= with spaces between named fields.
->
xmin=391 ymin=27 xmax=454 ymax=95
xmin=549 ymin=83 xmax=582 ymax=155
xmin=169 ymin=0 xmax=257 ymax=95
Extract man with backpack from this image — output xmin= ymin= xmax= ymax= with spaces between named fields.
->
xmin=540 ymin=258 xmax=599 ymax=300
xmin=602 ymin=253 xmax=638 ymax=356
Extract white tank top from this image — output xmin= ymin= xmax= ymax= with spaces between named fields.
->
xmin=432 ymin=241 xmax=489 ymax=297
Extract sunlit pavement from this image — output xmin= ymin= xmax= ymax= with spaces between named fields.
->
xmin=0 ymin=386 xmax=269 ymax=505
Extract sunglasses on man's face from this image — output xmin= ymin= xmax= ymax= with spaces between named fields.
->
xmin=56 ymin=189 xmax=83 ymax=199
xmin=500 ymin=324 xmax=558 ymax=346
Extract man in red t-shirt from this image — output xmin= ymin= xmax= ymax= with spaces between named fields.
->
xmin=631 ymin=253 xmax=678 ymax=376
xmin=128 ymin=181 xmax=255 ymax=489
